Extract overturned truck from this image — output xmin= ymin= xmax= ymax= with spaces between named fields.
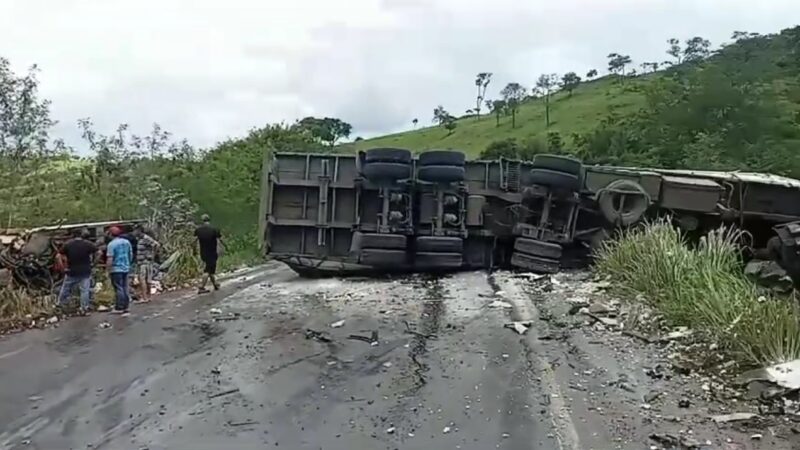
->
xmin=260 ymin=148 xmax=800 ymax=277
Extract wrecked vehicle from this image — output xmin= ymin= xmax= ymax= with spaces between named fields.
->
xmin=260 ymin=148 xmax=800 ymax=276
xmin=0 ymin=220 xmax=141 ymax=291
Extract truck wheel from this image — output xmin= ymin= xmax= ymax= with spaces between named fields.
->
xmin=365 ymin=148 xmax=412 ymax=164
xmin=513 ymin=238 xmax=562 ymax=259
xmin=416 ymin=236 xmax=463 ymax=253
xmin=532 ymin=154 xmax=583 ymax=176
xmin=360 ymin=249 xmax=406 ymax=266
xmin=418 ymin=150 xmax=465 ymax=167
xmin=362 ymin=162 xmax=412 ymax=181
xmin=510 ymin=252 xmax=559 ymax=274
xmin=526 ymin=169 xmax=580 ymax=191
xmin=361 ymin=233 xmax=407 ymax=250
xmin=417 ymin=165 xmax=465 ymax=183
xmin=415 ymin=252 xmax=463 ymax=269
xmin=598 ymin=179 xmax=649 ymax=226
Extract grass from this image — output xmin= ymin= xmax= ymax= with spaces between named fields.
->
xmin=343 ymin=76 xmax=646 ymax=158
xmin=0 ymin=289 xmax=54 ymax=332
xmin=595 ymin=220 xmax=800 ymax=366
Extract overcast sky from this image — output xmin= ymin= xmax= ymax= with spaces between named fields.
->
xmin=2 ymin=0 xmax=798 ymax=150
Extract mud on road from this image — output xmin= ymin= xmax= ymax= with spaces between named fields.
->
xmin=0 ymin=263 xmax=796 ymax=449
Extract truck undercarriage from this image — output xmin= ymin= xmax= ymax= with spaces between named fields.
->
xmin=261 ymin=148 xmax=800 ymax=278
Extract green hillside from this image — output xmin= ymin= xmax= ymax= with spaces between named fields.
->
xmin=349 ymin=76 xmax=645 ymax=158
xmin=347 ymin=26 xmax=800 ymax=174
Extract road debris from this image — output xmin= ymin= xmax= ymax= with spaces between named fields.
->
xmin=46 ymin=316 xmax=58 ymax=324
xmin=227 ymin=420 xmax=258 ymax=427
xmin=98 ymin=322 xmax=112 ymax=329
xmin=738 ymin=359 xmax=800 ymax=392
xmin=97 ymin=305 xmax=110 ymax=312
xmin=488 ymin=300 xmax=512 ymax=309
xmin=712 ymin=412 xmax=758 ymax=423
xmin=751 ymin=433 xmax=763 ymax=440
xmin=649 ymin=433 xmax=702 ymax=449
xmin=208 ymin=388 xmax=239 ymax=399
xmin=442 ymin=426 xmax=451 ymax=434
xmin=660 ymin=327 xmax=693 ymax=342
xmin=305 ymin=329 xmax=333 ymax=343
xmin=209 ymin=308 xmax=222 ymax=315
xmin=504 ymin=321 xmax=532 ymax=335
xmin=386 ymin=426 xmax=396 ymax=434
xmin=330 ymin=320 xmax=345 ymax=328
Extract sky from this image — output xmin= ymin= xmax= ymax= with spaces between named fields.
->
xmin=1 ymin=0 xmax=798 ymax=150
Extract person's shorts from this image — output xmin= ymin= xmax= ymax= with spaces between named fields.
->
xmin=201 ymin=254 xmax=218 ymax=275
xmin=137 ymin=263 xmax=155 ymax=283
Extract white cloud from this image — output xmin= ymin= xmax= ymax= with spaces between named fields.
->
xmin=1 ymin=0 xmax=797 ymax=149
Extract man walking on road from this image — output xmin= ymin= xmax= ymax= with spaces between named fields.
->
xmin=133 ymin=225 xmax=161 ymax=303
xmin=195 ymin=214 xmax=225 ymax=294
xmin=57 ymin=228 xmax=97 ymax=314
xmin=106 ymin=226 xmax=133 ymax=314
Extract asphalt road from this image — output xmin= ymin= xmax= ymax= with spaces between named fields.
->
xmin=0 ymin=263 xmax=794 ymax=450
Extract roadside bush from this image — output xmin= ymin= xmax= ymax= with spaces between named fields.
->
xmin=595 ymin=220 xmax=800 ymax=365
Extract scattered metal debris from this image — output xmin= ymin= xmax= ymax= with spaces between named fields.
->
xmin=208 ymin=388 xmax=239 ymax=399
xmin=305 ymin=329 xmax=333 ymax=343
xmin=504 ymin=321 xmax=532 ymax=335
xmin=487 ymin=300 xmax=513 ymax=309
xmin=712 ymin=412 xmax=758 ymax=423
xmin=330 ymin=320 xmax=345 ymax=328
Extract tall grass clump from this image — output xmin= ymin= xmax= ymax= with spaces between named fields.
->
xmin=595 ymin=219 xmax=800 ymax=365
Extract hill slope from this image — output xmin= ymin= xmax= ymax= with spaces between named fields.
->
xmin=348 ymin=77 xmax=644 ymax=158
xmin=348 ymin=27 xmax=800 ymax=168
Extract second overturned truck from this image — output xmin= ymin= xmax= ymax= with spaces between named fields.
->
xmin=260 ymin=148 xmax=800 ymax=277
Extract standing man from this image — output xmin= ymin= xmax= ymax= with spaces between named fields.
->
xmin=57 ymin=228 xmax=97 ymax=314
xmin=195 ymin=214 xmax=225 ymax=293
xmin=106 ymin=226 xmax=133 ymax=314
xmin=134 ymin=225 xmax=161 ymax=303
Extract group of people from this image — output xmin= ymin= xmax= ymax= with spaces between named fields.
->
xmin=56 ymin=214 xmax=224 ymax=315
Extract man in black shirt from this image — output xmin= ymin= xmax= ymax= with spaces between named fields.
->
xmin=195 ymin=214 xmax=225 ymax=293
xmin=57 ymin=228 xmax=98 ymax=313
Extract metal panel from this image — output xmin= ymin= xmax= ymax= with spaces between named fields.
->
xmin=660 ymin=176 xmax=722 ymax=212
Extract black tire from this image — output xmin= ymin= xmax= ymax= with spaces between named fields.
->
xmin=415 ymin=252 xmax=462 ymax=269
xmin=360 ymin=249 xmax=406 ymax=266
xmin=597 ymin=180 xmax=650 ymax=226
xmin=418 ymin=150 xmax=465 ymax=167
xmin=416 ymin=236 xmax=463 ymax=253
xmin=510 ymin=252 xmax=559 ymax=274
xmin=527 ymin=169 xmax=580 ymax=191
xmin=532 ymin=154 xmax=583 ymax=176
xmin=513 ymin=238 xmax=562 ymax=259
xmin=361 ymin=233 xmax=407 ymax=250
xmin=365 ymin=148 xmax=412 ymax=164
xmin=417 ymin=165 xmax=465 ymax=183
xmin=362 ymin=162 xmax=412 ymax=181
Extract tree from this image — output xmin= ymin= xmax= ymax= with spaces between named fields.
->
xmin=683 ymin=36 xmax=711 ymax=62
xmin=412 ymin=118 xmax=418 ymax=129
xmin=432 ymin=106 xmax=456 ymax=135
xmin=296 ymin=117 xmax=352 ymax=147
xmin=0 ymin=57 xmax=55 ymax=159
xmin=443 ymin=116 xmax=458 ymax=135
xmin=607 ymin=53 xmax=633 ymax=82
xmin=640 ymin=62 xmax=660 ymax=74
xmin=535 ymin=74 xmax=559 ymax=127
xmin=667 ymin=38 xmax=683 ymax=65
xmin=486 ymin=99 xmax=506 ymax=127
xmin=560 ymin=72 xmax=581 ymax=97
xmin=500 ymin=83 xmax=526 ymax=128
xmin=474 ymin=72 xmax=492 ymax=119
xmin=546 ymin=131 xmax=563 ymax=152
xmin=432 ymin=105 xmax=449 ymax=125
xmin=586 ymin=69 xmax=598 ymax=79
xmin=480 ymin=138 xmax=520 ymax=159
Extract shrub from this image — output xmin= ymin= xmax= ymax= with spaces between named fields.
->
xmin=595 ymin=219 xmax=800 ymax=365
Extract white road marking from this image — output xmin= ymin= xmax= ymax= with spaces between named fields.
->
xmin=0 ymin=344 xmax=29 ymax=360
xmin=492 ymin=271 xmax=582 ymax=450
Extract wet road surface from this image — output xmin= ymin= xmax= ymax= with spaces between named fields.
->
xmin=0 ymin=263 xmax=794 ymax=449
